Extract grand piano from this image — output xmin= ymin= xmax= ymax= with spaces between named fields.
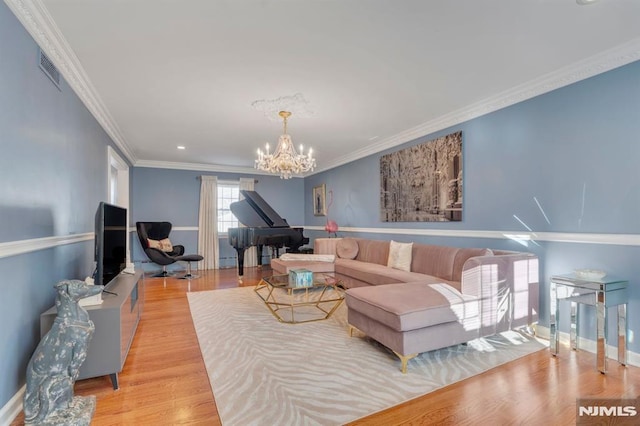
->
xmin=228 ymin=190 xmax=309 ymax=277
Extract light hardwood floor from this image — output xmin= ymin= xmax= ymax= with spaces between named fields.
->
xmin=12 ymin=267 xmax=640 ymax=425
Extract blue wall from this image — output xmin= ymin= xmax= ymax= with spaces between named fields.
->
xmin=130 ymin=167 xmax=305 ymax=269
xmin=305 ymin=60 xmax=640 ymax=351
xmin=0 ymin=2 xmax=129 ymax=410
xmin=2 ymin=0 xmax=639 ymax=412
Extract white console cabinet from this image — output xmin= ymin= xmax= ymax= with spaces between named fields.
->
xmin=40 ymin=270 xmax=144 ymax=390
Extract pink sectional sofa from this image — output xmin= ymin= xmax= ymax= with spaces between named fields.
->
xmin=271 ymin=237 xmax=539 ymax=373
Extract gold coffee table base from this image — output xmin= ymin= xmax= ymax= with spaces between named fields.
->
xmin=255 ymin=274 xmax=344 ymax=324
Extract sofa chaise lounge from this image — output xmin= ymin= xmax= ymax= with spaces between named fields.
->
xmin=272 ymin=237 xmax=539 ymax=373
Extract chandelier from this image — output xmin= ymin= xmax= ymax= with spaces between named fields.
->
xmin=255 ymin=111 xmax=316 ymax=179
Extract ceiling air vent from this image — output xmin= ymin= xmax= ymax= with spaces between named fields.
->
xmin=39 ymin=48 xmax=61 ymax=89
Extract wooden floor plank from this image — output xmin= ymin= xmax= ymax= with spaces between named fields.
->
xmin=11 ymin=266 xmax=640 ymax=425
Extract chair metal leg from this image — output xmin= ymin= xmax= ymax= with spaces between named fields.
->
xmin=178 ymin=262 xmax=199 ymax=280
xmin=152 ymin=265 xmax=175 ymax=278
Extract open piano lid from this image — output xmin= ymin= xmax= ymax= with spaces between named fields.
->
xmin=230 ymin=190 xmax=290 ymax=228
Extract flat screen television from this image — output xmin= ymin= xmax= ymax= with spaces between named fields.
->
xmin=94 ymin=202 xmax=127 ymax=288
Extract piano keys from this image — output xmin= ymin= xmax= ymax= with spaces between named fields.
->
xmin=228 ymin=190 xmax=308 ymax=277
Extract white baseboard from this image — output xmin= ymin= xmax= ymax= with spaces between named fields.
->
xmin=536 ymin=325 xmax=640 ymax=368
xmin=0 ymin=385 xmax=24 ymax=426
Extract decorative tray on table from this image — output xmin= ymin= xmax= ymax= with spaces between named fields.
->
xmin=574 ymin=269 xmax=606 ymax=280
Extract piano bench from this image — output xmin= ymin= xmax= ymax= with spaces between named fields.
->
xmin=271 ymin=258 xmax=335 ymax=275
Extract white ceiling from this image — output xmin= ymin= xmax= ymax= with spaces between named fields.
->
xmin=7 ymin=0 xmax=640 ymax=175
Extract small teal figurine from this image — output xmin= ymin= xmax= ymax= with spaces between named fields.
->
xmin=24 ymin=280 xmax=102 ymax=426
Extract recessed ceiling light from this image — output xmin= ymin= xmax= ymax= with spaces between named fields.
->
xmin=177 ymin=145 xmax=186 ymax=150
xmin=576 ymin=0 xmax=599 ymax=4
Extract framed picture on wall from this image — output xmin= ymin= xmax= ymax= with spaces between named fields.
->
xmin=380 ymin=131 xmax=463 ymax=222
xmin=313 ymin=184 xmax=326 ymax=216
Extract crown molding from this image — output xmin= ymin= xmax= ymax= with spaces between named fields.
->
xmin=312 ymin=38 xmax=640 ymax=175
xmin=4 ymin=0 xmax=137 ymax=164
xmin=134 ymin=159 xmax=304 ymax=177
xmin=6 ymin=0 xmax=639 ymax=174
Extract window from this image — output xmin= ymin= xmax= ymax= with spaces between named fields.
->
xmin=217 ymin=183 xmax=240 ymax=234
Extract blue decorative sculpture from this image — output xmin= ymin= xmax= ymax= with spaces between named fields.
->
xmin=24 ymin=280 xmax=103 ymax=425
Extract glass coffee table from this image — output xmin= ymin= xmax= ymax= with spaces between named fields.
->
xmin=255 ymin=274 xmax=344 ymax=324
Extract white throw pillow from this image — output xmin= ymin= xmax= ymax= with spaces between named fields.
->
xmin=387 ymin=240 xmax=413 ymax=272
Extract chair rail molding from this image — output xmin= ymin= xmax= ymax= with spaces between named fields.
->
xmin=170 ymin=226 xmax=199 ymax=232
xmin=0 ymin=233 xmax=94 ymax=259
xmin=304 ymin=226 xmax=640 ymax=247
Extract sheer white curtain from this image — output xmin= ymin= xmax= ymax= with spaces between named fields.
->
xmin=239 ymin=178 xmax=259 ymax=267
xmin=198 ymin=175 xmax=219 ymax=270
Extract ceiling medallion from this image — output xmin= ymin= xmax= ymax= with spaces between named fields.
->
xmin=251 ymin=93 xmax=314 ymax=122
xmin=255 ymin=111 xmax=316 ymax=179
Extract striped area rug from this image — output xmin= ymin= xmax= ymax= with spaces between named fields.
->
xmin=187 ymin=287 xmax=545 ymax=425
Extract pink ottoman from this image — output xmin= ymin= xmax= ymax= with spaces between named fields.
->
xmin=270 ymin=258 xmax=335 ymax=275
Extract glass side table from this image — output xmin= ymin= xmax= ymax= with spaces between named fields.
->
xmin=549 ymin=273 xmax=628 ymax=373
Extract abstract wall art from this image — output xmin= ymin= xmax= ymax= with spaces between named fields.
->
xmin=380 ymin=131 xmax=462 ymax=222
